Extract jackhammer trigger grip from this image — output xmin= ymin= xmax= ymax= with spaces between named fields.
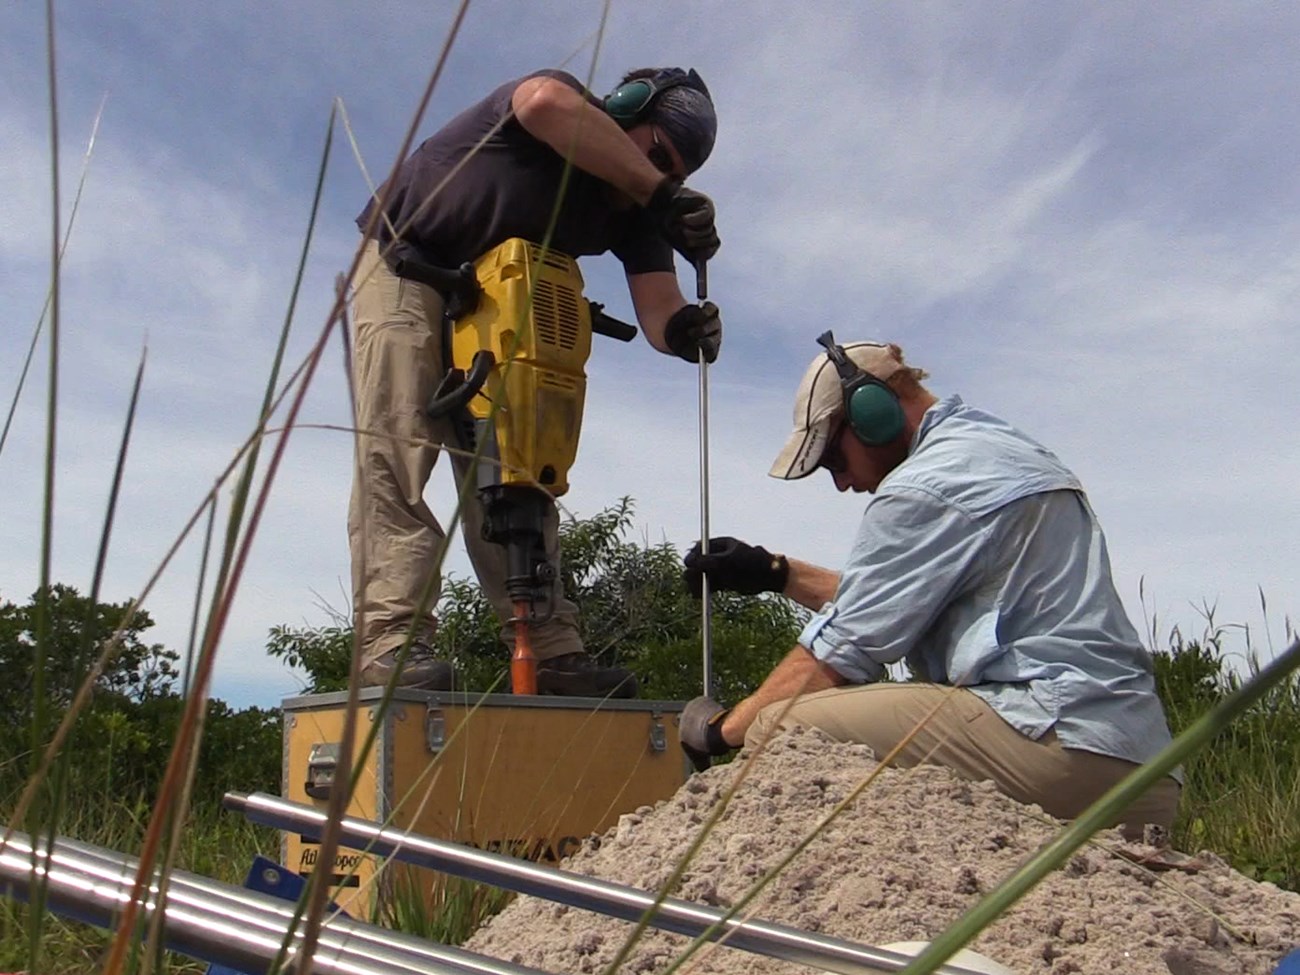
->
xmin=588 ymin=301 xmax=638 ymax=343
xmin=426 ymin=349 xmax=495 ymax=419
xmin=445 ymin=261 xmax=481 ymax=320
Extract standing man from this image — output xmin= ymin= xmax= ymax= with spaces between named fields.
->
xmin=350 ymin=67 xmax=721 ymax=696
xmin=680 ymin=333 xmax=1181 ymax=838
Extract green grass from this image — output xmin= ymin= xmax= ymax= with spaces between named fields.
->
xmin=383 ymin=872 xmax=516 ymax=946
xmin=1154 ymin=622 xmax=1300 ymax=890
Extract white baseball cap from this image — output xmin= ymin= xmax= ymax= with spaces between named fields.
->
xmin=768 ymin=342 xmax=903 ymax=480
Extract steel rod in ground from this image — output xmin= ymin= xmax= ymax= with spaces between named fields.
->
xmin=698 ymin=354 xmax=714 ymax=698
xmin=226 ymin=791 xmax=992 ymax=975
xmin=0 ymin=829 xmax=551 ymax=975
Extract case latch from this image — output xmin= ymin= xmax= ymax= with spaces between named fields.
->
xmin=425 ymin=707 xmax=446 ymax=753
xmin=304 ymin=742 xmax=340 ymax=800
xmin=649 ymin=712 xmax=667 ymax=753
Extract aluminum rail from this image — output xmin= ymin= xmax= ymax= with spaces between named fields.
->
xmin=0 ymin=829 xmax=552 ymax=975
xmin=228 ymin=791 xmax=990 ymax=975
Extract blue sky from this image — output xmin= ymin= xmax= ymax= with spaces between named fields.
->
xmin=3 ymin=3 xmax=1297 ymax=708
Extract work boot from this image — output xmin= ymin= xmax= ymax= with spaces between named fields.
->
xmin=535 ymin=653 xmax=638 ymax=699
xmin=360 ymin=643 xmax=455 ymax=691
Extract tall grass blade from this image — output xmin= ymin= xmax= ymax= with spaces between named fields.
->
xmin=25 ymin=2 xmax=63 ymax=964
xmin=181 ymin=499 xmax=219 ymax=694
xmin=32 ymin=0 xmax=62 ymax=781
xmin=0 ymin=95 xmax=105 ymax=461
xmin=100 ymin=91 xmax=344 ymax=975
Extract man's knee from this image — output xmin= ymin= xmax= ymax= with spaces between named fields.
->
xmin=743 ymin=697 xmax=819 ymax=751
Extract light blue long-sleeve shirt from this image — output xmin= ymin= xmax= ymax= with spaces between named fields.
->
xmin=798 ymin=395 xmax=1176 ymax=769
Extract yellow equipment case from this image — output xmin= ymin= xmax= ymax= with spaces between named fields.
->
xmin=281 ymin=688 xmax=687 ymax=913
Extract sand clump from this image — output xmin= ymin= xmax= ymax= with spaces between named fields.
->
xmin=467 ymin=726 xmax=1300 ymax=975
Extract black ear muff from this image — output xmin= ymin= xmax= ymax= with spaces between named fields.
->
xmin=815 ymin=331 xmax=905 ymax=447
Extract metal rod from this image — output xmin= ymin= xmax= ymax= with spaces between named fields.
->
xmin=226 ymin=792 xmax=991 ymax=975
xmin=698 ymin=353 xmax=714 ymax=699
xmin=695 ymin=257 xmax=714 ymax=699
xmin=53 ymin=836 xmax=534 ymax=975
xmin=0 ymin=830 xmax=551 ymax=975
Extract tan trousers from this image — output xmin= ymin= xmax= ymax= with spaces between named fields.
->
xmin=347 ymin=240 xmax=584 ymax=667
xmin=748 ymin=683 xmax=1180 ymax=840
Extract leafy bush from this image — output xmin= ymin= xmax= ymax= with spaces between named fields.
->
xmin=268 ymin=497 xmax=806 ymax=701
xmin=0 ymin=586 xmax=280 ymax=814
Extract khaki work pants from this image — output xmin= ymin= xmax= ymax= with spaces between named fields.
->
xmin=748 ymin=683 xmax=1180 ymax=840
xmin=347 ymin=240 xmax=584 ymax=668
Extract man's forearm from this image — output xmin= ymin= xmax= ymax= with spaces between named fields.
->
xmin=627 ymin=271 xmax=687 ymax=351
xmin=782 ymin=557 xmax=840 ymax=610
xmin=720 ymin=645 xmax=846 ymax=745
xmin=512 ymin=78 xmax=663 ymax=204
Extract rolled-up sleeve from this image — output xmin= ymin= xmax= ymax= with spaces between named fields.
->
xmin=799 ymin=487 xmax=989 ymax=683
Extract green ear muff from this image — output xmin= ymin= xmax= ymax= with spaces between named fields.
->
xmin=846 ymin=383 xmax=904 ymax=446
xmin=604 ymin=79 xmax=657 ymax=122
xmin=815 ymin=331 xmax=905 ymax=447
xmin=603 ymin=69 xmax=710 ymax=126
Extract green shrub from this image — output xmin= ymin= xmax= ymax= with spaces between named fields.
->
xmin=267 ymin=498 xmax=805 ymax=701
xmin=1153 ymin=623 xmax=1300 ymax=890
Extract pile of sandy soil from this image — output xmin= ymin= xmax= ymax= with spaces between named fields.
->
xmin=466 ymin=726 xmax=1300 ymax=975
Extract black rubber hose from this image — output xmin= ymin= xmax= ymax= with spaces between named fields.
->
xmin=426 ymin=349 xmax=495 ymax=418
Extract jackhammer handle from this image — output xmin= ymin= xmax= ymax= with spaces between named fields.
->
xmin=391 ymin=256 xmax=481 ymax=319
xmin=425 ymin=349 xmax=495 ymax=418
xmin=588 ymin=301 xmax=638 ymax=342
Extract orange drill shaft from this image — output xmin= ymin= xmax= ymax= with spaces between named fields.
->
xmin=511 ymin=599 xmax=538 ymax=695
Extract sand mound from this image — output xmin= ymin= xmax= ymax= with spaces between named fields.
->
xmin=466 ymin=727 xmax=1300 ymax=975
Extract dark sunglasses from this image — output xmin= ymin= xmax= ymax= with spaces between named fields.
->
xmin=648 ymin=126 xmax=677 ymax=176
xmin=819 ymin=422 xmax=849 ymax=474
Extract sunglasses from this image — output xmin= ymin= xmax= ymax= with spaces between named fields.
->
xmin=819 ymin=422 xmax=849 ymax=474
xmin=648 ymin=126 xmax=678 ymax=176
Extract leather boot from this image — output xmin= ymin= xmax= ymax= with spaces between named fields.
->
xmin=360 ymin=643 xmax=455 ymax=691
xmin=535 ymin=653 xmax=638 ymax=698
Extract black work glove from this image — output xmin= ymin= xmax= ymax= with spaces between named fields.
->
xmin=646 ymin=177 xmax=720 ymax=263
xmin=684 ymin=536 xmax=789 ymax=598
xmin=663 ymin=301 xmax=722 ymax=364
xmin=679 ymin=695 xmax=733 ymax=771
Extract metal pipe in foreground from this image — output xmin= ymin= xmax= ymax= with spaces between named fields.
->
xmin=53 ymin=836 xmax=541 ymax=975
xmin=0 ymin=830 xmax=551 ymax=975
xmin=227 ymin=791 xmax=991 ymax=975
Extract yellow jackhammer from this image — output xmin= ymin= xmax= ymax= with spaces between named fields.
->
xmin=422 ymin=239 xmax=636 ymax=694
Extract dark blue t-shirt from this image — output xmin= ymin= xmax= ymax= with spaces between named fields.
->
xmin=356 ymin=70 xmax=674 ymax=275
